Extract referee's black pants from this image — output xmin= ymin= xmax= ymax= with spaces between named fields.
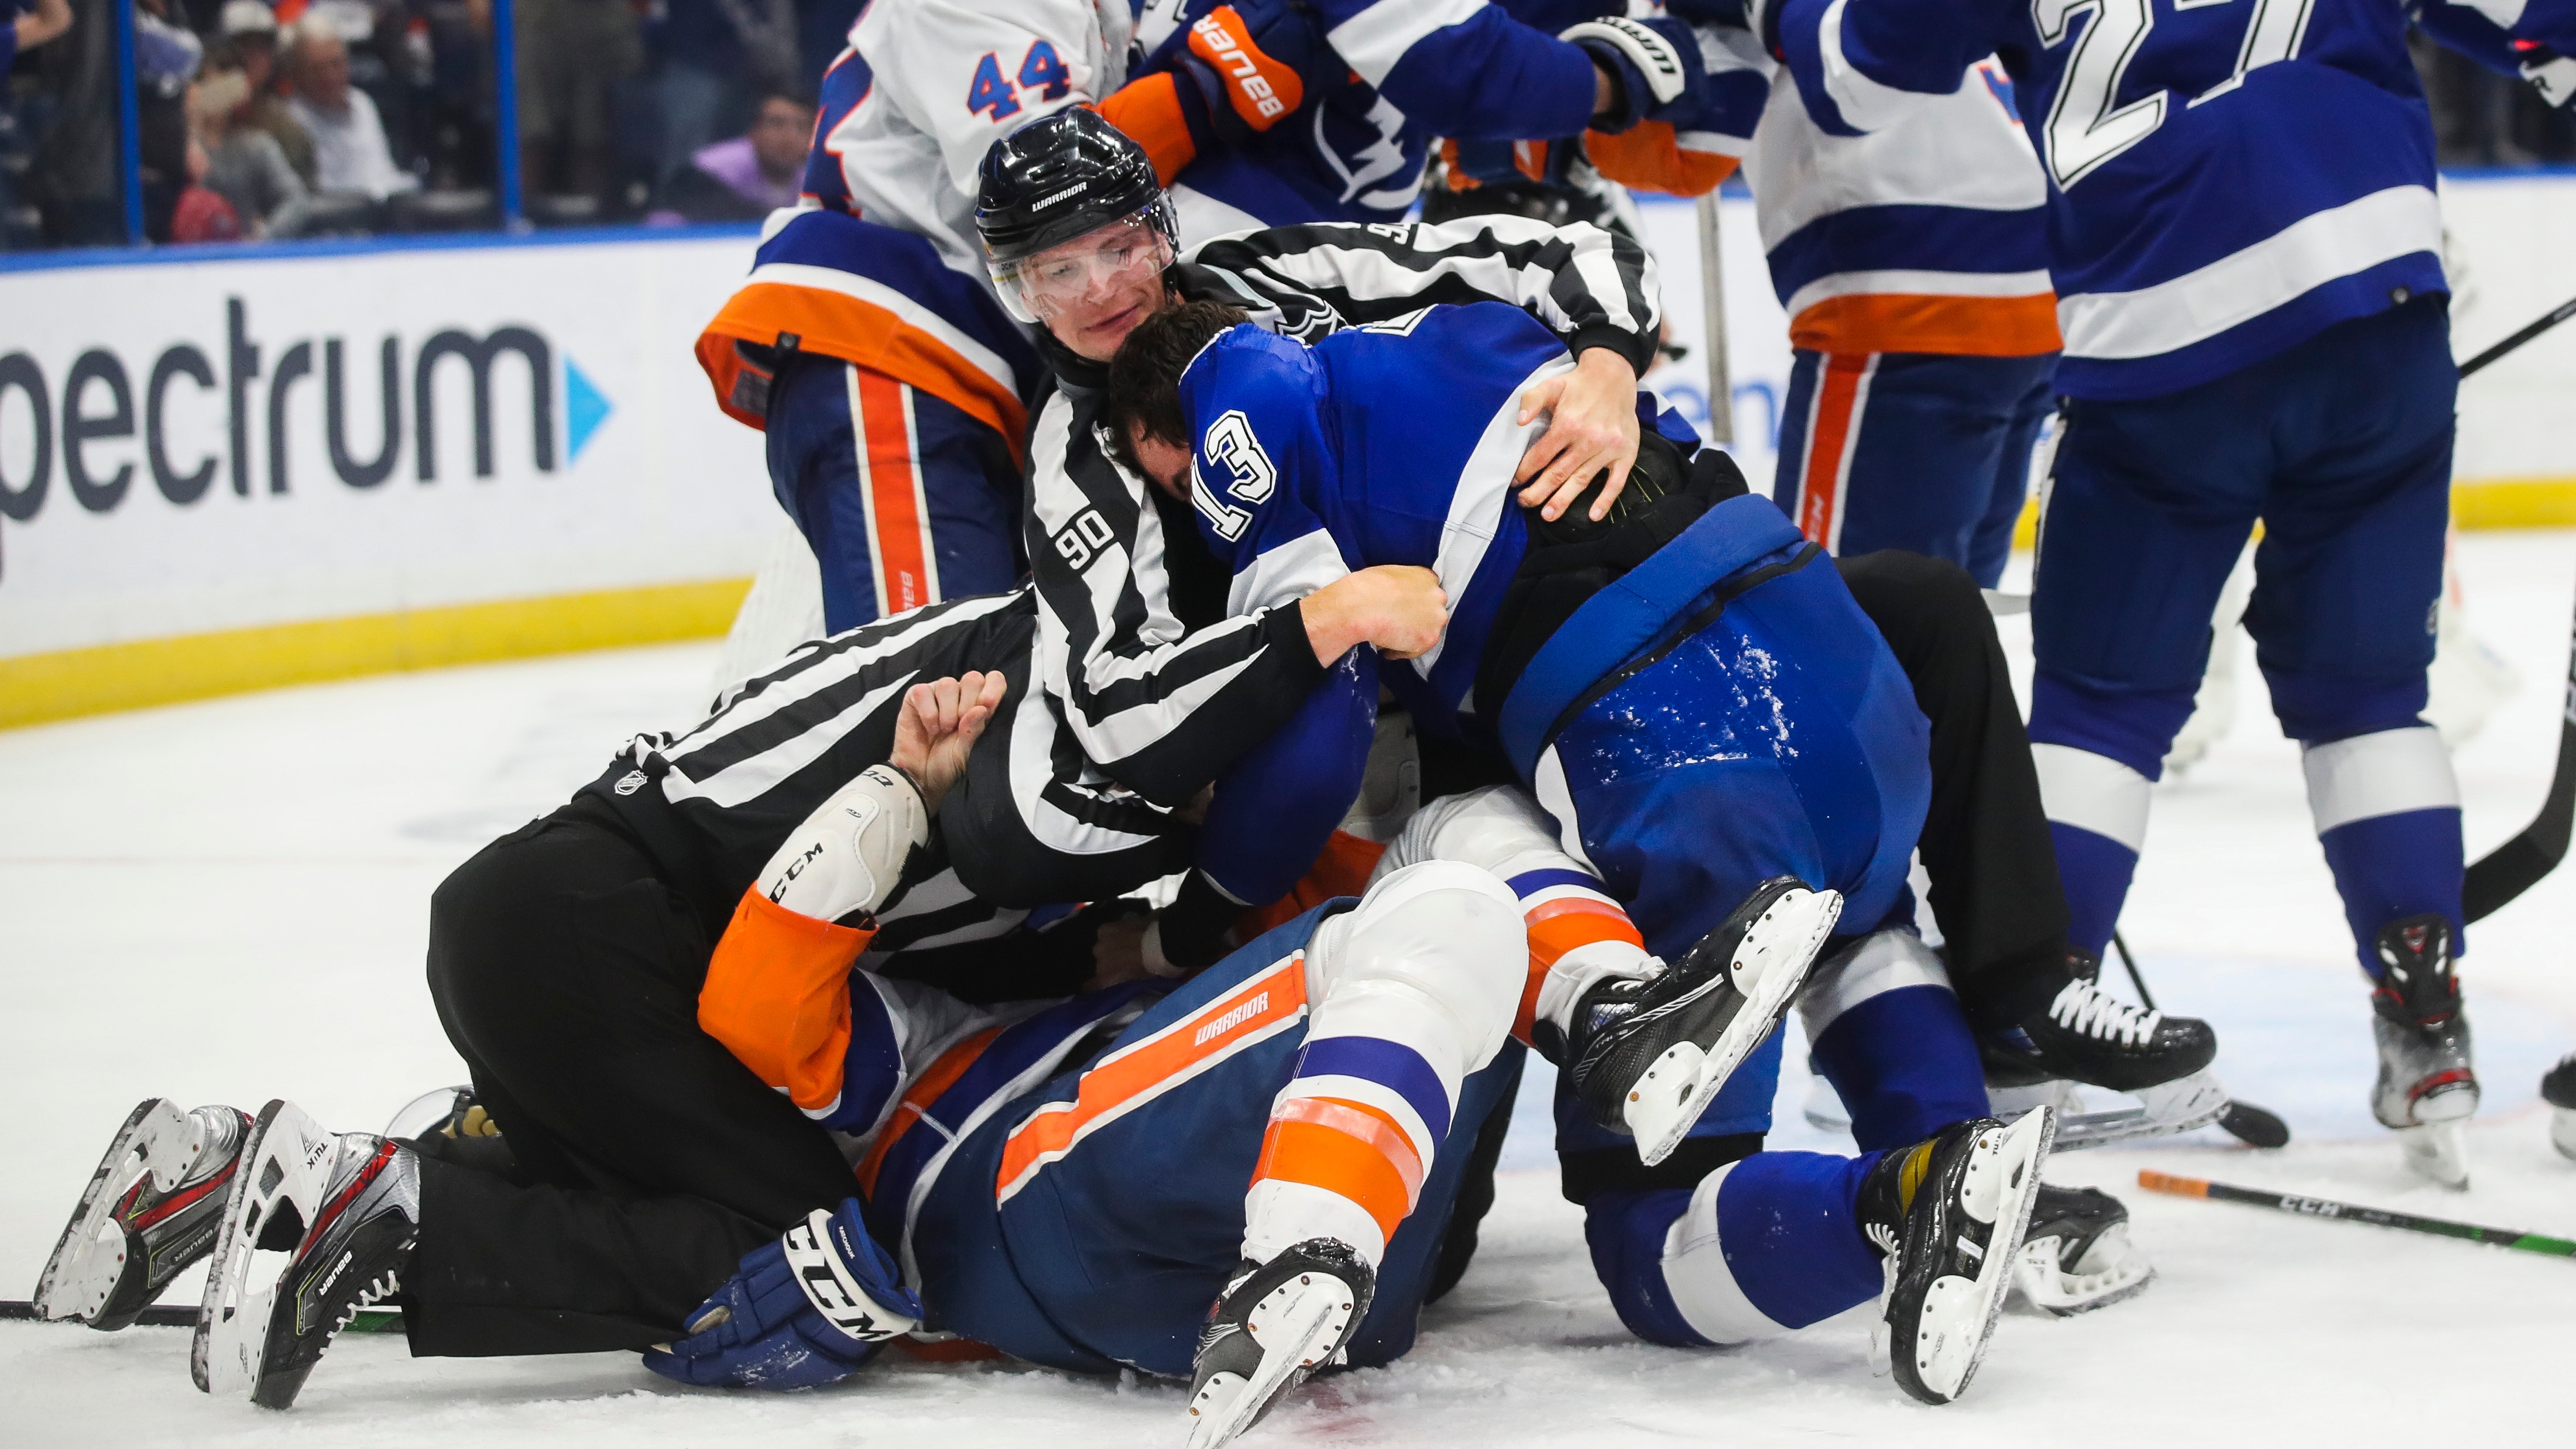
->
xmin=404 ymin=796 xmax=858 ymax=1357
xmin=1835 ymin=550 xmax=2073 ymax=1028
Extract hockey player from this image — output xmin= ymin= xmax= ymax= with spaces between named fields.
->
xmin=1741 ymin=0 xmax=2576 ymax=1184
xmin=987 ymin=107 xmax=2215 ymax=1114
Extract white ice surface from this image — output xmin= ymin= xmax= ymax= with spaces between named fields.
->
xmin=5 ymin=535 xmax=2574 ymax=1447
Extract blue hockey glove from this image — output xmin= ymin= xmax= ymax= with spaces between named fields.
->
xmin=644 ymin=1199 xmax=923 ymax=1390
xmin=1564 ymin=15 xmax=1708 ymax=133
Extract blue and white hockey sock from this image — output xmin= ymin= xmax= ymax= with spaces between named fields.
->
xmin=1797 ymin=931 xmax=1989 ymax=1151
xmin=1586 ymin=1152 xmax=1885 ymax=1348
xmin=2028 ymin=675 xmax=2197 ymax=955
xmin=2302 ymin=727 xmax=2465 ymax=976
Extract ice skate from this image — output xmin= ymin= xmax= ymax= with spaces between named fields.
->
xmin=2011 ymin=1183 xmax=2153 ymax=1316
xmin=1556 ymin=877 xmax=1840 ymax=1167
xmin=197 ymin=1100 xmax=419 ymax=1408
xmin=1978 ymin=950 xmax=2218 ymax=1094
xmin=2543 ymin=1055 xmax=2576 ymax=1164
xmin=1185 ymin=1238 xmax=1374 ymax=1449
xmin=1861 ymin=1108 xmax=2054 ymax=1406
xmin=2367 ymin=915 xmax=2476 ymax=1188
xmin=33 ymin=1099 xmax=251 ymax=1330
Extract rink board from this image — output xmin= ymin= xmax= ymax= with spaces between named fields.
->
xmin=4 ymin=176 xmax=2575 ymax=727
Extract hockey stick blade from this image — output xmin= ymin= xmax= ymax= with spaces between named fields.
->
xmin=2136 ymin=1171 xmax=2576 ymax=1258
xmin=0 ymin=1299 xmax=404 ymax=1331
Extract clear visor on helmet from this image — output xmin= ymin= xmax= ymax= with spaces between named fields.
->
xmin=988 ymin=209 xmax=1175 ymax=324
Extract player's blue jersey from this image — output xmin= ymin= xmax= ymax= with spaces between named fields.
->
xmin=1178 ymin=303 xmax=1574 ymax=725
xmin=1763 ymin=0 xmax=2576 ymax=397
xmin=1158 ymin=0 xmax=1602 ymax=229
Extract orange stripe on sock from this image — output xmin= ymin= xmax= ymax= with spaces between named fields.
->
xmin=854 ymin=369 xmax=935 ymax=617
xmin=1515 ymin=898 xmax=1645 ymax=1041
xmin=996 ymin=957 xmax=1310 ymax=1201
xmin=1252 ymin=1111 xmax=1419 ymax=1244
xmin=856 ymin=1025 xmax=1001 ymax=1195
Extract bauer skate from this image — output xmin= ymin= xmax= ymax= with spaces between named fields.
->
xmin=2543 ymin=1055 xmax=2576 ymax=1164
xmin=1185 ymin=1238 xmax=1374 ymax=1449
xmin=1552 ymin=877 xmax=1840 ymax=1167
xmin=2367 ymin=915 xmax=2477 ymax=1188
xmin=197 ymin=1100 xmax=419 ymax=1408
xmin=2011 ymin=1183 xmax=2153 ymax=1316
xmin=33 ymin=1099 xmax=250 ymax=1330
xmin=1861 ymin=1107 xmax=2054 ymax=1406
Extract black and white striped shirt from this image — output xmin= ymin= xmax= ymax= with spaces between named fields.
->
xmin=582 ymin=587 xmax=1186 ymax=954
xmin=1025 ymin=215 xmax=1663 ymax=808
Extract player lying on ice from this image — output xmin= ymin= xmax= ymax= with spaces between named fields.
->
xmin=36 ymin=665 xmax=2044 ymax=1434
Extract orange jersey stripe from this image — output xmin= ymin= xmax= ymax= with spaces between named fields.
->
xmin=853 ymin=370 xmax=937 ymax=617
xmin=1790 ymin=292 xmax=2063 ymax=359
xmin=996 ymin=956 xmax=1311 ymax=1201
xmin=856 ymin=1025 xmax=1003 ymax=1196
xmin=695 ymin=286 xmax=1030 ymax=463
xmin=1251 ymin=1118 xmax=1417 ymax=1242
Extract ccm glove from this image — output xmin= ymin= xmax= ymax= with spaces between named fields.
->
xmin=646 ymin=1199 xmax=924 ymax=1390
xmin=1564 ymin=15 xmax=1706 ymax=133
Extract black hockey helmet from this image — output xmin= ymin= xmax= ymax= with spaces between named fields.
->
xmin=976 ymin=108 xmax=1178 ymax=322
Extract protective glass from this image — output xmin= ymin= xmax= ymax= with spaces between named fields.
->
xmin=990 ymin=211 xmax=1175 ymax=323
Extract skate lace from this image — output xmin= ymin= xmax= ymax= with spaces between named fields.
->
xmin=2049 ymin=978 xmax=2161 ymax=1046
xmin=1864 ymin=1222 xmax=1899 ymax=1376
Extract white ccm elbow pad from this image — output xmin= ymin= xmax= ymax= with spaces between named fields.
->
xmin=756 ymin=765 xmax=930 ymax=925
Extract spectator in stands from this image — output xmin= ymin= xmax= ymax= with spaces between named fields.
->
xmin=653 ymin=87 xmax=809 ymax=220
xmin=3 ymin=0 xmax=73 ymax=71
xmin=218 ymin=0 xmax=318 ymax=186
xmin=190 ymin=43 xmax=313 ymax=236
xmin=284 ymin=16 xmax=414 ymax=198
xmin=170 ymin=133 xmax=245 ymax=242
xmin=515 ymin=0 xmax=642 ymax=206
xmin=655 ymin=0 xmax=795 ymax=183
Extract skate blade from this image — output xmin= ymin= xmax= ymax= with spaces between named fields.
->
xmin=2011 ymin=1228 xmax=2154 ymax=1317
xmin=2009 ymin=1070 xmax=2228 ymax=1152
xmin=198 ymin=1100 xmax=330 ymax=1398
xmin=34 ymin=1099 xmax=192 ymax=1324
xmin=1906 ymin=1108 xmax=2054 ymax=1405
xmin=1185 ymin=1278 xmax=1353 ymax=1449
xmin=1629 ymin=889 xmax=1841 ymax=1167
xmin=2551 ymin=1107 xmax=2576 ymax=1165
xmin=2399 ymin=1121 xmax=2470 ymax=1190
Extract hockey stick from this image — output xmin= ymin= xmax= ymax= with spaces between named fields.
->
xmin=2454 ymin=293 xmax=2576 ymax=920
xmin=2109 ymin=932 xmax=2292 ymax=1148
xmin=2457 ymin=291 xmax=2576 ymax=379
xmin=0 ymin=1299 xmax=404 ymax=1331
xmin=1696 ymin=191 xmax=1734 ymax=445
xmin=2137 ymin=1170 xmax=2576 ymax=1258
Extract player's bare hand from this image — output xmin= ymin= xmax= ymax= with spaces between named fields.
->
xmin=1088 ymin=914 xmax=1156 ymax=990
xmin=1302 ymin=565 xmax=1448 ymax=664
xmin=889 ymin=671 xmax=1007 ymax=809
xmin=1515 ymin=347 xmax=1642 ymax=523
